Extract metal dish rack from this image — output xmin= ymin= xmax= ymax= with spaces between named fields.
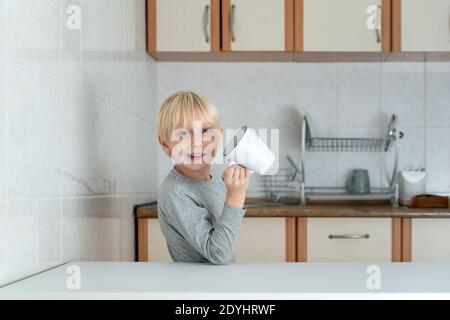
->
xmin=300 ymin=114 xmax=404 ymax=207
xmin=261 ymin=168 xmax=301 ymax=202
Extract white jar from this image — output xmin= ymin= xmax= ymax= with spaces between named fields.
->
xmin=399 ymin=171 xmax=426 ymax=206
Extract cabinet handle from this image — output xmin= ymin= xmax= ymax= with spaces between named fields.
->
xmin=230 ymin=4 xmax=236 ymax=42
xmin=328 ymin=234 xmax=370 ymax=240
xmin=375 ymin=4 xmax=381 ymax=44
xmin=203 ymin=5 xmax=210 ymax=43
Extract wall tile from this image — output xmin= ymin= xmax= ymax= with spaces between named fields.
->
xmin=97 ymin=216 xmax=121 ymax=261
xmin=112 ymin=110 xmax=157 ymax=194
xmin=111 ymin=53 xmax=157 ymax=123
xmin=6 ymin=0 xmax=62 ymax=78
xmin=38 ymin=199 xmax=62 ymax=270
xmin=381 ymin=62 xmax=425 ymax=126
xmin=237 ymin=63 xmax=299 ymax=127
xmin=158 ymin=62 xmax=203 ymax=107
xmin=81 ymin=0 xmax=113 ymax=52
xmin=304 ymin=152 xmax=337 ymax=187
xmin=0 ymin=201 xmax=8 ymax=285
xmin=61 ymin=79 xmax=102 ymax=196
xmin=0 ymin=56 xmax=6 ymax=198
xmin=61 ymin=0 xmax=82 ymax=64
xmin=426 ymin=127 xmax=450 ymax=192
xmin=111 ymin=195 xmax=136 ymax=261
xmin=7 ymin=62 xmax=62 ymax=198
xmin=2 ymin=0 xmax=158 ymax=285
xmin=61 ymin=198 xmax=85 ymax=261
xmin=336 ymin=63 xmax=381 ymax=126
xmin=290 ymin=63 xmax=336 ymax=130
xmin=6 ymin=200 xmax=39 ymax=285
xmin=425 ymin=62 xmax=450 ymax=126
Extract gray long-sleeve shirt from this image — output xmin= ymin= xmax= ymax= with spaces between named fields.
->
xmin=157 ymin=166 xmax=247 ymax=265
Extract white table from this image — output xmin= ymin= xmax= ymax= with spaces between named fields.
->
xmin=1 ymin=262 xmax=450 ymax=299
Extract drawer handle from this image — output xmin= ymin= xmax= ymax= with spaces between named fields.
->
xmin=203 ymin=5 xmax=210 ymax=43
xmin=328 ymin=234 xmax=370 ymax=240
xmin=230 ymin=4 xmax=236 ymax=42
xmin=375 ymin=4 xmax=381 ymax=44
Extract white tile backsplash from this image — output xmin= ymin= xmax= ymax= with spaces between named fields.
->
xmin=291 ymin=63 xmax=336 ymax=130
xmin=425 ymin=62 xmax=450 ymax=126
xmin=1 ymin=0 xmax=157 ymax=286
xmin=426 ymin=127 xmax=450 ymax=193
xmin=158 ymin=60 xmax=450 ymax=196
xmin=381 ymin=62 xmax=425 ymax=126
xmin=336 ymin=63 xmax=381 ymax=126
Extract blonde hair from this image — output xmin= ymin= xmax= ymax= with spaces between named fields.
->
xmin=157 ymin=91 xmax=221 ymax=143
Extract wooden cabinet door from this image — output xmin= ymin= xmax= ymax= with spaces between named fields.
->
xmin=412 ymin=219 xmax=450 ymax=261
xmin=307 ymin=218 xmax=392 ymax=262
xmin=301 ymin=0 xmax=390 ymax=52
xmin=147 ymin=219 xmax=171 ymax=262
xmin=148 ymin=0 xmax=220 ymax=52
xmin=235 ymin=218 xmax=288 ymax=262
xmin=397 ymin=0 xmax=450 ymax=52
xmin=222 ymin=0 xmax=294 ymax=51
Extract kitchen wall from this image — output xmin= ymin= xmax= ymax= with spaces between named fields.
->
xmin=157 ymin=61 xmax=450 ymax=195
xmin=0 ymin=0 xmax=158 ymax=286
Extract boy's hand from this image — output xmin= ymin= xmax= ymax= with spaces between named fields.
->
xmin=223 ymin=167 xmax=252 ymax=209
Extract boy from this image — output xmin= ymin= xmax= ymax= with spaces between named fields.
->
xmin=157 ymin=90 xmax=251 ymax=265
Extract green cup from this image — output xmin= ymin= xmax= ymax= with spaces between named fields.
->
xmin=347 ymin=169 xmax=371 ymax=194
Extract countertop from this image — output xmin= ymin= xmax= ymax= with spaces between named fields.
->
xmin=2 ymin=261 xmax=450 ymax=299
xmin=135 ymin=198 xmax=450 ymax=219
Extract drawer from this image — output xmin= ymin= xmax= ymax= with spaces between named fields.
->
xmin=307 ymin=218 xmax=392 ymax=262
xmin=412 ymin=219 xmax=450 ymax=261
xmin=235 ymin=217 xmax=286 ymax=262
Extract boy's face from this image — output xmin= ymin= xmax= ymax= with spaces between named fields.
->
xmin=159 ymin=120 xmax=223 ymax=172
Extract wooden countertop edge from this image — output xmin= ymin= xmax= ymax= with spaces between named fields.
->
xmin=136 ymin=206 xmax=450 ymax=219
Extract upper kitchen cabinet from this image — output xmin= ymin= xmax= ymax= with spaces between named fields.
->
xmin=147 ymin=0 xmax=220 ymax=54
xmin=393 ymin=0 xmax=450 ymax=52
xmin=221 ymin=0 xmax=294 ymax=52
xmin=297 ymin=0 xmax=391 ymax=52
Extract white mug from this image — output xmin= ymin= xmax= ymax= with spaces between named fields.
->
xmin=223 ymin=126 xmax=275 ymax=175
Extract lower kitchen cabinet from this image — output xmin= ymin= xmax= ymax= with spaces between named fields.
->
xmin=305 ymin=218 xmax=393 ymax=262
xmin=142 ymin=217 xmax=295 ymax=262
xmin=234 ymin=218 xmax=287 ymax=262
xmin=147 ymin=218 xmax=171 ymax=262
xmin=411 ymin=219 xmax=450 ymax=261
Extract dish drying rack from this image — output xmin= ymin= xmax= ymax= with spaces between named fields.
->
xmin=261 ymin=168 xmax=301 ymax=202
xmin=299 ymin=114 xmax=404 ymax=207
